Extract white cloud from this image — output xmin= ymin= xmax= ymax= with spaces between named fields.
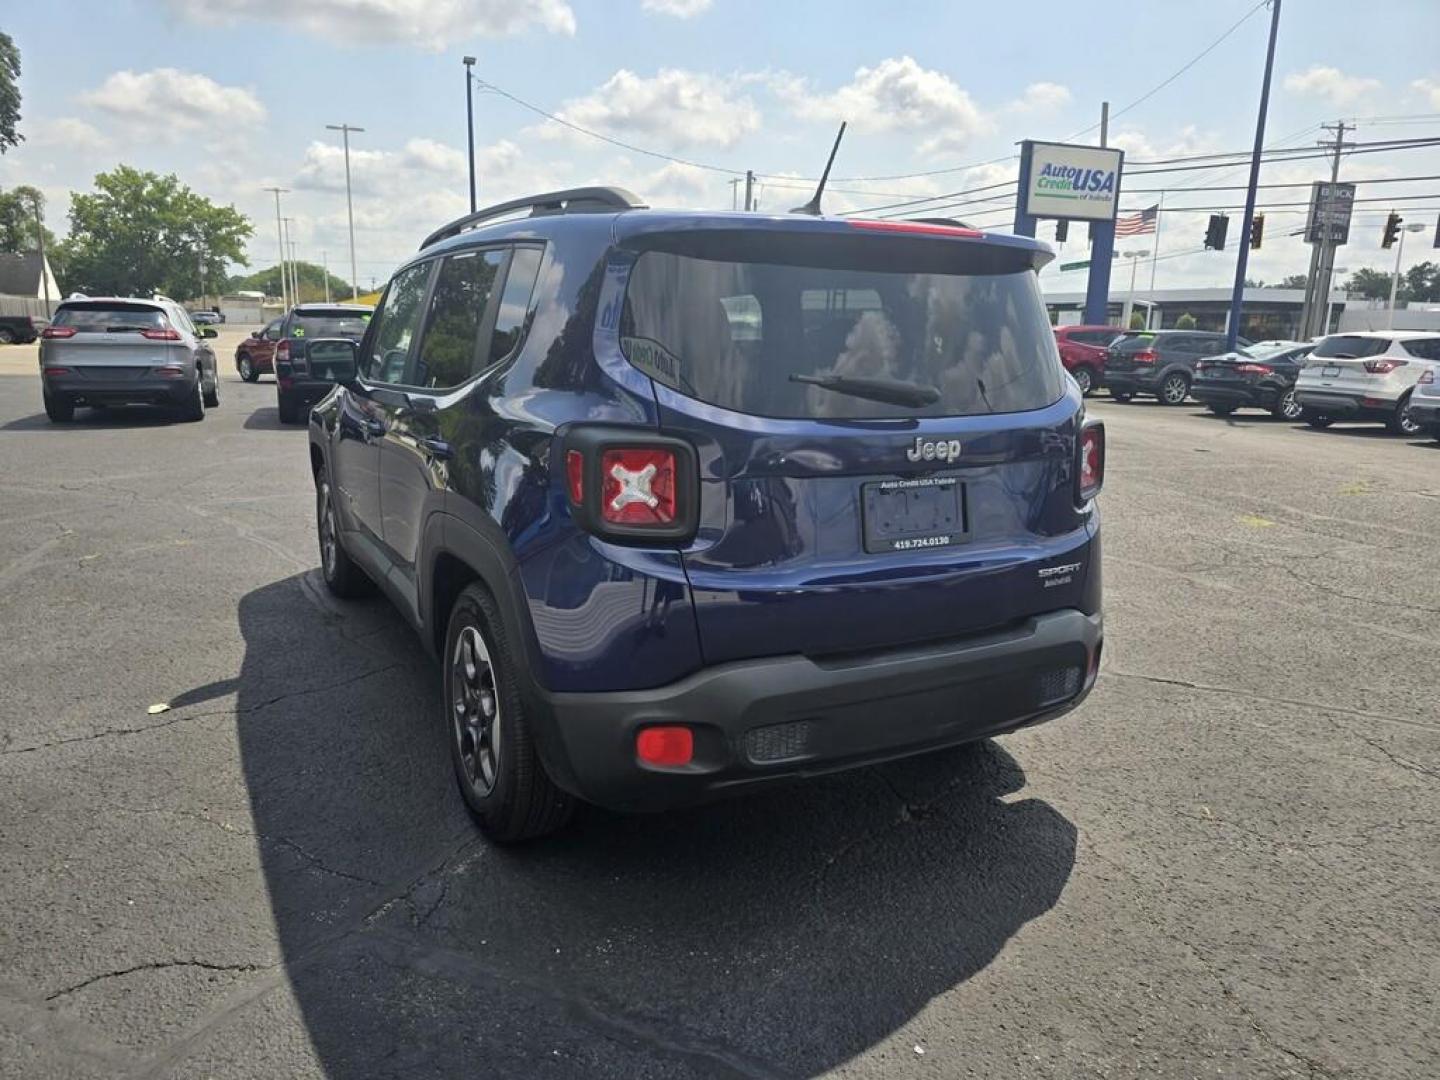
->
xmin=1413 ymin=78 xmax=1440 ymax=110
xmin=1283 ymin=65 xmax=1381 ymax=106
xmin=165 ymin=0 xmax=576 ymax=49
xmin=1007 ymin=82 xmax=1071 ymax=114
xmin=28 ymin=118 xmax=111 ymax=154
xmin=544 ymin=68 xmax=760 ymax=149
xmin=779 ymin=57 xmax=992 ymax=156
xmin=79 ymin=69 xmax=266 ymax=135
xmin=640 ymin=0 xmax=712 ymax=15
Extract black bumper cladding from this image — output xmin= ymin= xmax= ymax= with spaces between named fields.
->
xmin=536 ymin=608 xmax=1102 ymax=811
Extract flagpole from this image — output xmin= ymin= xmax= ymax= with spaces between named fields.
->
xmin=1147 ymin=193 xmax=1163 ymax=329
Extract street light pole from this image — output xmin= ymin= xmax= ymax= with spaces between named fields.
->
xmin=463 ymin=56 xmax=477 ymax=213
xmin=1387 ymin=223 xmax=1425 ymax=329
xmin=322 ymin=251 xmax=331 ymax=304
xmin=326 ymin=123 xmax=365 ymax=301
xmin=1226 ymin=0 xmax=1282 ymax=350
xmin=282 ymin=217 xmax=297 ymax=305
xmin=29 ymin=192 xmax=52 ymax=318
xmin=1122 ymin=250 xmax=1150 ymax=329
xmin=1325 ymin=267 xmax=1348 ymax=335
xmin=263 ymin=187 xmax=290 ymax=311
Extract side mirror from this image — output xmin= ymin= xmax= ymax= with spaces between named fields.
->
xmin=201 ymin=327 xmax=219 ymax=339
xmin=306 ymin=338 xmax=359 ymax=388
xmin=251 ymin=329 xmax=263 ymax=339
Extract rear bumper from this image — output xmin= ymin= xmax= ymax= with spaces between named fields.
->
xmin=44 ymin=370 xmax=196 ymax=405
xmin=1293 ymin=389 xmax=1397 ymax=419
xmin=1104 ymin=371 xmax=1158 ymax=393
xmin=533 ymin=608 xmax=1103 ymax=812
xmin=1191 ymin=382 xmax=1279 ymax=408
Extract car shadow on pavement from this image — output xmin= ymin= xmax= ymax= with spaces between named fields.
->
xmin=242 ymin=406 xmax=298 ymax=431
xmin=0 ymin=405 xmax=184 ymax=431
xmin=233 ymin=573 xmax=1077 ymax=1078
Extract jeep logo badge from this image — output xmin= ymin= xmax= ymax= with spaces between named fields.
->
xmin=905 ymin=436 xmax=962 ymax=463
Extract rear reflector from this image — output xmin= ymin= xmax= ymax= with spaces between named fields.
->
xmin=847 ymin=219 xmax=984 ymax=239
xmin=601 ymin=447 xmax=678 ymax=526
xmin=636 ymin=726 xmax=693 ymax=767
xmin=140 ymin=327 xmax=183 ymax=341
xmin=1078 ymin=421 xmax=1105 ymax=502
xmin=40 ymin=326 xmax=76 ymax=339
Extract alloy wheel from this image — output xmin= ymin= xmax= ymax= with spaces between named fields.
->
xmin=239 ymin=356 xmax=252 ymax=381
xmin=1278 ymin=388 xmax=1303 ymax=421
xmin=452 ymin=626 xmax=501 ymax=797
xmin=319 ymin=481 xmax=339 ymax=579
xmin=1161 ymin=374 xmax=1189 ymax=404
xmin=1073 ymin=368 xmax=1093 ymax=395
xmin=1397 ymin=401 xmax=1420 ymax=436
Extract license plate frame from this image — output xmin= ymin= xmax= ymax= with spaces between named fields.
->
xmin=861 ymin=476 xmax=967 ymax=554
xmin=1321 ymin=364 xmax=1342 ymax=377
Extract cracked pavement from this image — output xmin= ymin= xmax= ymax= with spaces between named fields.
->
xmin=1 ymin=341 xmax=1437 ymax=1079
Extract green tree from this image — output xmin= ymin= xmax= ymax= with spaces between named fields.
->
xmin=1345 ymin=267 xmax=1397 ymax=301
xmin=1175 ymin=312 xmax=1197 ymax=329
xmin=1271 ymin=274 xmax=1307 ymax=290
xmin=1402 ymin=261 xmax=1440 ymax=304
xmin=1128 ymin=310 xmax=1147 ymax=330
xmin=0 ymin=185 xmax=56 ymax=253
xmin=0 ymin=33 xmax=20 ymax=154
xmin=227 ymin=261 xmax=352 ymax=304
xmin=61 ymin=166 xmax=252 ymax=299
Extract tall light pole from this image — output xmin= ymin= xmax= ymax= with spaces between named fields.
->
xmin=282 ymin=217 xmax=298 ymax=305
xmin=1121 ymin=249 xmax=1150 ymax=329
xmin=29 ymin=191 xmax=52 ymax=317
xmin=1387 ymin=223 xmax=1426 ymax=329
xmin=463 ymin=56 xmax=478 ymax=213
xmin=1324 ymin=266 xmax=1348 ymax=336
xmin=322 ymin=250 xmax=331 ymax=304
xmin=1226 ymin=0 xmax=1282 ymax=350
xmin=263 ymin=187 xmax=290 ymax=311
xmin=326 ymin=123 xmax=365 ymax=300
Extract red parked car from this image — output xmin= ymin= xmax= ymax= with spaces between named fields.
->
xmin=1053 ymin=325 xmax=1122 ymax=396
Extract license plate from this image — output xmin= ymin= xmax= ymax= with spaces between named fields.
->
xmin=1322 ymin=364 xmax=1341 ymax=377
xmin=861 ymin=477 xmax=966 ymax=554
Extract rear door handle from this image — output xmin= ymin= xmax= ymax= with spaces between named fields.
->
xmin=418 ymin=436 xmax=453 ymax=460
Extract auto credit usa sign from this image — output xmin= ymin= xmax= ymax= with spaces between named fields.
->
xmin=1020 ymin=141 xmax=1124 ymax=222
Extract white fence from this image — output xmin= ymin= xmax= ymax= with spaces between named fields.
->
xmin=0 ymin=295 xmax=52 ymax=319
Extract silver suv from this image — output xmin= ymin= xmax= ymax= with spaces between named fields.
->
xmin=38 ymin=295 xmax=220 ymax=423
xmin=1293 ymin=331 xmax=1440 ymax=435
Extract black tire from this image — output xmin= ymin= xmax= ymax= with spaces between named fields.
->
xmin=276 ymin=394 xmax=300 ymax=425
xmin=315 ymin=463 xmax=373 ymax=599
xmin=1206 ymin=403 xmax=1236 ymax=417
xmin=1301 ymin=409 xmax=1334 ymax=429
xmin=1272 ymin=386 xmax=1304 ymax=421
xmin=1158 ymin=371 xmax=1191 ymax=406
xmin=1071 ymin=366 xmax=1095 ymax=396
xmin=176 ymin=372 xmax=205 ymax=422
xmin=1110 ymin=391 xmax=1134 ymax=403
xmin=237 ymin=354 xmax=258 ymax=382
xmin=445 ymin=584 xmax=574 ymax=843
xmin=43 ymin=387 xmax=74 ymax=422
xmin=1386 ymin=394 xmax=1421 ymax=436
xmin=202 ymin=370 xmax=219 ymax=408
xmin=0 ymin=326 xmax=15 ymax=345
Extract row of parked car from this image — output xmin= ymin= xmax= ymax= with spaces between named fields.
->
xmin=1054 ymin=324 xmax=1440 ymax=438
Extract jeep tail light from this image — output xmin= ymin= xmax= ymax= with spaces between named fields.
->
xmin=1234 ymin=363 xmax=1273 ymax=375
xmin=42 ymin=366 xmax=72 ymax=377
xmin=1363 ymin=357 xmax=1406 ymax=374
xmin=276 ymin=340 xmax=291 ymax=364
xmin=559 ymin=427 xmax=698 ymax=544
xmin=1078 ymin=421 xmax=1105 ymax=503
xmin=140 ymin=327 xmax=183 ymax=341
xmin=40 ymin=326 xmax=76 ymax=339
xmin=636 ymin=726 xmax=693 ymax=767
xmin=1420 ymin=368 xmax=1435 ymax=385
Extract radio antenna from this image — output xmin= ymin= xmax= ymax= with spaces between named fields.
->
xmin=790 ymin=121 xmax=847 ymax=216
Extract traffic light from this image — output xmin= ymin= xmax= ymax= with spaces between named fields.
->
xmin=1204 ymin=214 xmax=1229 ymax=251
xmin=1055 ymin=219 xmax=1069 ymax=243
xmin=1249 ymin=214 xmax=1265 ymax=250
xmin=1382 ymin=212 xmax=1402 ymax=249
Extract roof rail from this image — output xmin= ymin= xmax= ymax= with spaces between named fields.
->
xmin=419 ymin=186 xmax=646 ymax=250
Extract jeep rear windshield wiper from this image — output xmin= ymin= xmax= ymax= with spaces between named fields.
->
xmin=789 ymin=373 xmax=941 ymax=408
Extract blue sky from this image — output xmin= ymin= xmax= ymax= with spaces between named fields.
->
xmin=3 ymin=0 xmax=1438 ymax=292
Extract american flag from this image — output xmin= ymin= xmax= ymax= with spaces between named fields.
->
xmin=1115 ymin=205 xmax=1159 ymax=236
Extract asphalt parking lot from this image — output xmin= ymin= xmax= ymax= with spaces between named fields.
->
xmin=1 ymin=332 xmax=1437 ymax=1080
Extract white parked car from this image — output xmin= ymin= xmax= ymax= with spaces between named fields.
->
xmin=1293 ymin=331 xmax=1440 ymax=435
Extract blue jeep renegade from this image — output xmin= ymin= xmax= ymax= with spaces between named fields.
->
xmin=306 ymin=187 xmax=1104 ymax=842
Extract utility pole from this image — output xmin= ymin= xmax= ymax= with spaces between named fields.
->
xmin=326 ymin=123 xmax=365 ymax=300
xmin=744 ymin=170 xmax=754 ymax=212
xmin=1225 ymin=0 xmax=1282 ymax=351
xmin=463 ymin=57 xmax=478 ymax=213
xmin=263 ymin=187 xmax=290 ymax=311
xmin=1081 ymin=101 xmax=1115 ymax=327
xmin=322 ymin=251 xmax=331 ymax=304
xmin=282 ymin=218 xmax=297 ymax=305
xmin=1299 ymin=120 xmax=1354 ymax=338
xmin=30 ymin=192 xmax=52 ymax=317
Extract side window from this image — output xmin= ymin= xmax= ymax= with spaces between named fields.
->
xmin=1401 ymin=338 xmax=1440 ymax=361
xmin=264 ymin=318 xmax=283 ymax=341
xmin=169 ymin=306 xmax=195 ymax=335
xmin=487 ymin=246 xmax=544 ymax=366
xmin=414 ymin=251 xmax=500 ymax=390
xmin=364 ymin=262 xmax=434 ymax=384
